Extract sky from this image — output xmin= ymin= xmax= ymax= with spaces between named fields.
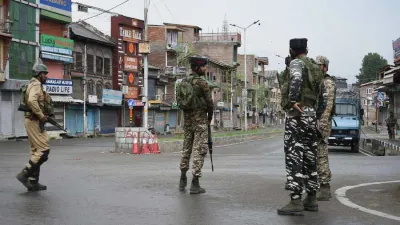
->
xmin=71 ymin=0 xmax=400 ymax=84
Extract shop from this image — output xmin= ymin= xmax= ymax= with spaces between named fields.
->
xmin=101 ymin=89 xmax=123 ymax=134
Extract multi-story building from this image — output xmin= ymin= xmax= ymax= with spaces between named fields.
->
xmin=359 ymin=81 xmax=378 ymax=125
xmin=66 ymin=21 xmax=121 ymax=136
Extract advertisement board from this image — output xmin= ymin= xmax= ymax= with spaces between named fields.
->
xmin=393 ymin=37 xmax=400 ymax=63
xmin=102 ymin=89 xmax=123 ymax=106
xmin=40 ymin=0 xmax=72 ymax=17
xmin=43 ymin=78 xmax=73 ymax=95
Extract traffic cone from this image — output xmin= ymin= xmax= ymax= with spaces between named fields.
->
xmin=148 ymin=134 xmax=154 ymax=153
xmin=141 ymin=133 xmax=150 ymax=154
xmin=132 ymin=133 xmax=140 ymax=154
xmin=153 ymin=134 xmax=160 ymax=154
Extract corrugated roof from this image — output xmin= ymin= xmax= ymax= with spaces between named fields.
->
xmin=69 ymin=22 xmax=116 ymax=46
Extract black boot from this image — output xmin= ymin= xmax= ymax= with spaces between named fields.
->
xmin=303 ymin=192 xmax=318 ymax=211
xmin=317 ymin=184 xmax=331 ymax=201
xmin=16 ymin=168 xmax=31 ymax=189
xmin=28 ymin=167 xmax=47 ymax=192
xmin=277 ymin=197 xmax=304 ymax=216
xmin=190 ymin=176 xmax=206 ymax=194
xmin=285 ymin=181 xmax=290 ymax=190
xmin=179 ymin=170 xmax=187 ymax=192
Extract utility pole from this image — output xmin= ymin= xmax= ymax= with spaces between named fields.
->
xmin=143 ymin=0 xmax=150 ymax=129
xmin=229 ymin=20 xmax=260 ymax=131
xmin=83 ymin=44 xmax=87 ymax=138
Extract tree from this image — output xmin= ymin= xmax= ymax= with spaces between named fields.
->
xmin=256 ymin=83 xmax=269 ymax=111
xmin=356 ymin=53 xmax=388 ymax=84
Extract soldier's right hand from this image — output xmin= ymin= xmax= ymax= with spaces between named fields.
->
xmin=292 ymin=103 xmax=304 ymax=114
xmin=40 ymin=115 xmax=48 ymax=123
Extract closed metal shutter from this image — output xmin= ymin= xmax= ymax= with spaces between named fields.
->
xmin=12 ymin=92 xmax=27 ymax=137
xmin=168 ymin=110 xmax=177 ymax=128
xmin=0 ymin=91 xmax=13 ymax=138
xmin=100 ymin=108 xmax=117 ymax=134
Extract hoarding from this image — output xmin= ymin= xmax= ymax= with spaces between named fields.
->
xmin=40 ymin=0 xmax=72 ymax=17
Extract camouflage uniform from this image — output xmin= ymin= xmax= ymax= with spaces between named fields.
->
xmin=386 ymin=112 xmax=397 ymax=139
xmin=315 ymin=56 xmax=335 ymax=187
xmin=285 ymin=58 xmax=319 ymax=200
xmin=179 ymin=74 xmax=214 ymax=177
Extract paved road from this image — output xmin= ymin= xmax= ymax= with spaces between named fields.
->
xmin=0 ymin=136 xmax=399 ymax=225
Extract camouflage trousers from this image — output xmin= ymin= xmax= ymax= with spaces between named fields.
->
xmin=179 ymin=123 xmax=208 ymax=177
xmin=284 ymin=116 xmax=319 ymax=199
xmin=317 ymin=118 xmax=332 ymax=185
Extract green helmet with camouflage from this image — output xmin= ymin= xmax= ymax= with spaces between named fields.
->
xmin=32 ymin=57 xmax=48 ymax=76
xmin=315 ymin=55 xmax=330 ymax=68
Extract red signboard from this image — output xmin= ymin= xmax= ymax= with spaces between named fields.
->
xmin=124 ymin=86 xmax=139 ymax=99
xmin=124 ymin=56 xmax=138 ymax=72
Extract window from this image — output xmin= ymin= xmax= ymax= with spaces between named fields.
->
xmin=75 ymin=52 xmax=83 ymax=71
xmin=96 ymin=56 xmax=103 ymax=74
xmin=86 ymin=54 xmax=94 ymax=73
xmin=1 ymin=91 xmax=11 ymax=101
xmin=104 ymin=58 xmax=111 ymax=75
xmin=167 ymin=30 xmax=178 ymax=46
xmin=19 ymin=6 xmax=27 ymax=34
xmin=335 ymin=103 xmax=357 ymax=116
xmin=18 ymin=50 xmax=26 ymax=74
xmin=87 ymin=80 xmax=94 ymax=96
xmin=96 ymin=82 xmax=103 ymax=99
xmin=367 ymin=88 xmax=373 ymax=94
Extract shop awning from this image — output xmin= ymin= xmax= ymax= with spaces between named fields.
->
xmin=51 ymin=95 xmax=84 ymax=103
xmin=382 ymin=74 xmax=394 ymax=84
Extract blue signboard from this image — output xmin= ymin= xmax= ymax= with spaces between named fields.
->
xmin=40 ymin=0 xmax=72 ymax=17
xmin=378 ymin=92 xmax=383 ymax=101
xmin=127 ymin=99 xmax=135 ymax=107
xmin=102 ymin=89 xmax=123 ymax=106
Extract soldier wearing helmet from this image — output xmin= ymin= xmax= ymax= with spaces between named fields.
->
xmin=178 ymin=55 xmax=214 ymax=194
xmin=16 ymin=58 xmax=52 ymax=192
xmin=315 ymin=55 xmax=336 ymax=201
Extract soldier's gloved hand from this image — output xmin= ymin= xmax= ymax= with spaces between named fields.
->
xmin=40 ymin=115 xmax=48 ymax=123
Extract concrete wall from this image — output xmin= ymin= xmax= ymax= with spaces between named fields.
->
xmin=193 ymin=42 xmax=235 ymax=66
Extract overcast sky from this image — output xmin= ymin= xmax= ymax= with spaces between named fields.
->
xmin=72 ymin=0 xmax=398 ymax=84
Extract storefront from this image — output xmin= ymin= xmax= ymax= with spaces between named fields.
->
xmin=101 ymin=89 xmax=122 ymax=134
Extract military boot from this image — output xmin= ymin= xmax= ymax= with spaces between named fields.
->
xmin=317 ymin=184 xmax=331 ymax=201
xmin=285 ymin=181 xmax=290 ymax=190
xmin=277 ymin=198 xmax=304 ymax=216
xmin=303 ymin=193 xmax=318 ymax=211
xmin=179 ymin=171 xmax=187 ymax=192
xmin=28 ymin=167 xmax=47 ymax=192
xmin=190 ymin=176 xmax=206 ymax=194
xmin=16 ymin=168 xmax=30 ymax=188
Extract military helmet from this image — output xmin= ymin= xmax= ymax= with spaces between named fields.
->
xmin=32 ymin=58 xmax=48 ymax=76
xmin=189 ymin=55 xmax=208 ymax=67
xmin=315 ymin=55 xmax=330 ymax=67
xmin=289 ymin=38 xmax=308 ymax=49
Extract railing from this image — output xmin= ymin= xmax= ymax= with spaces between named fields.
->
xmin=198 ymin=32 xmax=241 ymax=44
xmin=163 ymin=94 xmax=175 ymax=104
xmin=0 ymin=19 xmax=11 ymax=35
xmin=165 ymin=66 xmax=176 ymax=75
xmin=166 ymin=42 xmax=187 ymax=52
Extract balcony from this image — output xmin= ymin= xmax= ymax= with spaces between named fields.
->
xmin=0 ymin=6 xmax=12 ymax=38
xmin=166 ymin=42 xmax=188 ymax=53
xmin=0 ymin=70 xmax=5 ymax=82
xmin=198 ymin=32 xmax=241 ymax=46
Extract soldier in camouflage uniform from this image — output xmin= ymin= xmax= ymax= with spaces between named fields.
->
xmin=278 ymin=38 xmax=321 ymax=216
xmin=282 ymin=55 xmax=292 ymax=191
xmin=315 ymin=55 xmax=336 ymax=201
xmin=179 ymin=56 xmax=214 ymax=194
xmin=386 ymin=111 xmax=397 ymax=139
xmin=16 ymin=59 xmax=52 ymax=192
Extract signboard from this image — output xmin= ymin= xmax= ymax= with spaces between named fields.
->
xmin=43 ymin=78 xmax=73 ymax=95
xmin=88 ymin=95 xmax=98 ymax=104
xmin=139 ymin=42 xmax=150 ymax=54
xmin=40 ymin=34 xmax=74 ymax=63
xmin=127 ymin=99 xmax=135 ymax=107
xmin=119 ymin=26 xmax=142 ymax=42
xmin=126 ymin=42 xmax=136 ymax=55
xmin=124 ymin=86 xmax=139 ymax=99
xmin=40 ymin=0 xmax=72 ymax=17
xmin=124 ymin=56 xmax=138 ymax=72
xmin=102 ymin=89 xmax=123 ymax=106
xmin=393 ymin=37 xmax=400 ymax=63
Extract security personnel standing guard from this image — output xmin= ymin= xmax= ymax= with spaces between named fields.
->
xmin=278 ymin=38 xmax=322 ymax=216
xmin=386 ymin=111 xmax=397 ymax=139
xmin=315 ymin=55 xmax=336 ymax=201
xmin=16 ymin=59 xmax=52 ymax=192
xmin=178 ymin=56 xmax=214 ymax=194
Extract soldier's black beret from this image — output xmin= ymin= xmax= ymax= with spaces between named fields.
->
xmin=290 ymin=38 xmax=308 ymax=49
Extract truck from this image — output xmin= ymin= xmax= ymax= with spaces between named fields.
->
xmin=328 ymin=91 xmax=363 ymax=153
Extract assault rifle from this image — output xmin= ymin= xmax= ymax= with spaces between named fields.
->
xmin=208 ymin=124 xmax=214 ymax=172
xmin=18 ymin=104 xmax=67 ymax=133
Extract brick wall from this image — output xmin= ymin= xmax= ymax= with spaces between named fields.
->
xmin=193 ymin=42 xmax=234 ymax=65
xmin=237 ymin=54 xmax=256 ymax=89
xmin=148 ymin=26 xmax=166 ymax=69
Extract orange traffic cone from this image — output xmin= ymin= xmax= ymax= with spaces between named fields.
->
xmin=148 ymin=134 xmax=154 ymax=153
xmin=132 ymin=133 xmax=140 ymax=154
xmin=141 ymin=133 xmax=150 ymax=154
xmin=152 ymin=134 xmax=160 ymax=154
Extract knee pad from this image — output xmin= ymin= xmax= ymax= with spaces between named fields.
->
xmin=41 ymin=150 xmax=50 ymax=163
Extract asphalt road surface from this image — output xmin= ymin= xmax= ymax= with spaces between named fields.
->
xmin=0 ymin=136 xmax=399 ymax=225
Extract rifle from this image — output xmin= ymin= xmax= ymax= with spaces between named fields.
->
xmin=208 ymin=124 xmax=214 ymax=172
xmin=18 ymin=104 xmax=67 ymax=133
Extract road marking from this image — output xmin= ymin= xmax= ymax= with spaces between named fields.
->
xmin=359 ymin=148 xmax=374 ymax=157
xmin=171 ymin=136 xmax=280 ymax=153
xmin=336 ymin=180 xmax=400 ymax=222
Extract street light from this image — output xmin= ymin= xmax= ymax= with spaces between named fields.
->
xmin=230 ymin=20 xmax=260 ymax=131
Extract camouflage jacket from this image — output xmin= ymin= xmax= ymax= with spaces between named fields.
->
xmin=386 ymin=116 xmax=397 ymax=128
xmin=184 ymin=73 xmax=214 ymax=126
xmin=317 ymin=75 xmax=336 ymax=123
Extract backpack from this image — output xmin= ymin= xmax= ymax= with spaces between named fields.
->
xmin=280 ymin=56 xmax=324 ymax=111
xmin=175 ymin=75 xmax=203 ymax=111
xmin=17 ymin=83 xmax=30 ymax=112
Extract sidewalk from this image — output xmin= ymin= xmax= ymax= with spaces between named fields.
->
xmin=360 ymin=125 xmax=400 ymax=156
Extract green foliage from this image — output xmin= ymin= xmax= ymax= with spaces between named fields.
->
xmin=255 ymin=84 xmax=269 ymax=110
xmin=356 ymin=53 xmax=388 ymax=84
